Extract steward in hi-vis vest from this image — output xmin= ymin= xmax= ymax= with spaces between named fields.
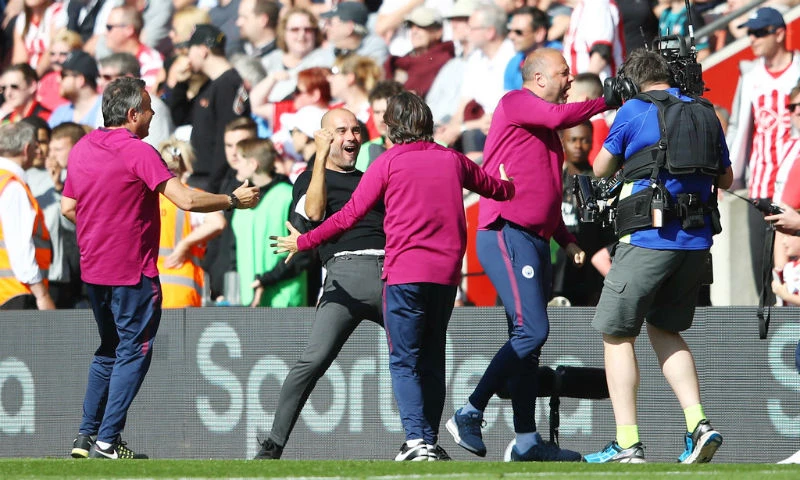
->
xmin=157 ymin=195 xmax=205 ymax=308
xmin=0 ymin=170 xmax=52 ymax=306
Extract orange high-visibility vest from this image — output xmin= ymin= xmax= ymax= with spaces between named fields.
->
xmin=0 ymin=170 xmax=52 ymax=306
xmin=157 ymin=194 xmax=205 ymax=308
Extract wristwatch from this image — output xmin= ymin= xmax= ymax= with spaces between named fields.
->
xmin=228 ymin=193 xmax=240 ymax=210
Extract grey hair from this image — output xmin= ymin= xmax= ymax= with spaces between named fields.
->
xmin=102 ymin=77 xmax=146 ymax=127
xmin=474 ymin=3 xmax=508 ymax=38
xmin=0 ymin=122 xmax=36 ymax=157
xmin=98 ymin=52 xmax=141 ymax=77
xmin=230 ymin=54 xmax=267 ymax=87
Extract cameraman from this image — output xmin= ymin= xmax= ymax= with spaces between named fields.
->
xmin=583 ymin=49 xmax=732 ymax=464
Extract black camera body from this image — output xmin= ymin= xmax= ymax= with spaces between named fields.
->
xmin=752 ymin=198 xmax=784 ymax=215
xmin=573 ymin=170 xmax=624 ymax=227
xmin=655 ymin=34 xmax=705 ymax=97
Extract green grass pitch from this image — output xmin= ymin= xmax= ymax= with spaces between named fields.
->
xmin=0 ymin=459 xmax=798 ymax=479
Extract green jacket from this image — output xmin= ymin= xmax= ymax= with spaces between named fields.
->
xmin=232 ymin=180 xmax=306 ymax=307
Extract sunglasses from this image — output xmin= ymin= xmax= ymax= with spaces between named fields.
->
xmin=787 ymin=103 xmax=800 ymax=112
xmin=747 ymin=27 xmax=777 ymax=38
xmin=287 ymin=26 xmax=317 ymax=34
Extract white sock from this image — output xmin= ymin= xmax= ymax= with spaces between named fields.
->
xmin=405 ymin=438 xmax=424 ymax=447
xmin=96 ymin=440 xmax=112 ymax=450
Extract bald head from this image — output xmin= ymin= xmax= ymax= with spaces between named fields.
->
xmin=521 ymin=48 xmax=573 ymax=103
xmin=321 ymin=108 xmax=361 ymax=171
xmin=321 ymin=108 xmax=357 ymax=129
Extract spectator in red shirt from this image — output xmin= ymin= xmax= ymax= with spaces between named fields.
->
xmin=384 ymin=6 xmax=455 ymax=98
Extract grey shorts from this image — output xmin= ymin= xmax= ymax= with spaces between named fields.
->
xmin=592 ymin=243 xmax=708 ymax=337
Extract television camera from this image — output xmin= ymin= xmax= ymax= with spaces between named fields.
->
xmin=573 ymin=170 xmax=624 ymax=228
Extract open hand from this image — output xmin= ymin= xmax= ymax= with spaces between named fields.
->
xmin=269 ymin=221 xmax=301 ymax=264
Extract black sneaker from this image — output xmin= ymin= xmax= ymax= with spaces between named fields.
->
xmin=254 ymin=437 xmax=284 ymax=460
xmin=395 ymin=440 xmax=431 ymax=461
xmin=427 ymin=444 xmax=452 ymax=461
xmin=70 ymin=433 xmax=95 ymax=459
xmin=510 ymin=441 xmax=583 ymax=462
xmin=89 ymin=440 xmax=148 ymax=459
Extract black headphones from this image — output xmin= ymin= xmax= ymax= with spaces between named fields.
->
xmin=603 ymin=66 xmax=639 ymax=107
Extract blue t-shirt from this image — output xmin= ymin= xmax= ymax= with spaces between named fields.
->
xmin=48 ymin=97 xmax=102 ymax=129
xmin=603 ymin=88 xmax=730 ymax=250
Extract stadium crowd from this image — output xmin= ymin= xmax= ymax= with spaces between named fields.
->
xmin=3 ymin=0 xmax=798 ymax=311
xmin=3 ymin=0 xmax=800 ymax=465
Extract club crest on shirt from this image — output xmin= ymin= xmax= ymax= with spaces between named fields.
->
xmin=522 ymin=265 xmax=534 ymax=279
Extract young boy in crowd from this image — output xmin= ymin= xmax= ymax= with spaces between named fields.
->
xmin=232 ymin=138 xmax=306 ymax=307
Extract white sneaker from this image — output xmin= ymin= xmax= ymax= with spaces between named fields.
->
xmin=778 ymin=448 xmax=800 ymax=464
xmin=395 ymin=440 xmax=430 ymax=461
xmin=503 ymin=438 xmax=516 ymax=462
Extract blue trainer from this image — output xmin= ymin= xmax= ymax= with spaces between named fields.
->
xmin=679 ymin=420 xmax=722 ymax=464
xmin=445 ymin=408 xmax=487 ymax=457
xmin=584 ymin=441 xmax=645 ymax=463
xmin=510 ymin=441 xmax=583 ymax=462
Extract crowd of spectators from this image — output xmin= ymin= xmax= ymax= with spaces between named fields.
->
xmin=1 ymin=0 xmax=800 ymax=310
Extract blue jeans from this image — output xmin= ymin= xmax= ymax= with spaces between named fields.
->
xmin=79 ymin=275 xmax=162 ymax=443
xmin=383 ymin=282 xmax=456 ymax=444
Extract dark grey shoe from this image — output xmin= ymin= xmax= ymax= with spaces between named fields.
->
xmin=254 ymin=437 xmax=284 ymax=460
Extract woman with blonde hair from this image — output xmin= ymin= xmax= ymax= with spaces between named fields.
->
xmin=11 ymin=0 xmax=66 ymax=77
xmin=261 ymin=7 xmax=332 ymax=102
xmin=328 ymin=54 xmax=383 ymax=139
xmin=37 ymin=28 xmax=83 ymax=111
xmin=164 ymin=6 xmax=212 ymax=106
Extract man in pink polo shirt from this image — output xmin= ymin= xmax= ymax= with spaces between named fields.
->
xmin=62 ymin=77 xmax=259 ymax=460
xmin=447 ymin=48 xmax=611 ymax=462
xmin=272 ymin=93 xmax=514 ymax=461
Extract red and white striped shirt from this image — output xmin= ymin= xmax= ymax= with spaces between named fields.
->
xmin=729 ymin=54 xmax=800 ymax=199
xmin=15 ymin=2 xmax=66 ymax=70
xmin=136 ymin=43 xmax=164 ymax=91
xmin=562 ymin=0 xmax=625 ymax=82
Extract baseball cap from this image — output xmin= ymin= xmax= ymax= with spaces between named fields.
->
xmin=738 ymin=7 xmax=786 ymax=30
xmin=282 ymin=106 xmax=327 ymax=138
xmin=188 ymin=24 xmax=227 ymax=50
xmin=406 ymin=6 xmax=443 ymax=28
xmin=61 ymin=51 xmax=99 ymax=81
xmin=448 ymin=0 xmax=479 ymax=19
xmin=320 ymin=2 xmax=369 ymax=26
